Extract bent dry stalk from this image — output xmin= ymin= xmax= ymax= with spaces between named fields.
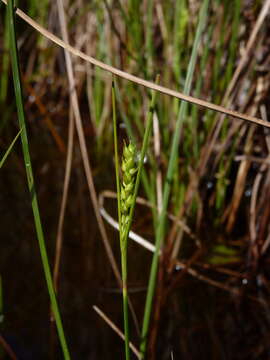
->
xmin=120 ymin=142 xmax=137 ymax=360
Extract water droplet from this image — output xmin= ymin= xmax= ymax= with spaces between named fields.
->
xmin=245 ymin=189 xmax=252 ymax=197
xmin=136 ymin=152 xmax=147 ymax=164
xmin=256 ymin=275 xmax=263 ymax=287
xmin=207 ymin=181 xmax=213 ymax=189
xmin=174 ymin=264 xmax=183 ymax=271
xmin=29 ymin=95 xmax=36 ymax=103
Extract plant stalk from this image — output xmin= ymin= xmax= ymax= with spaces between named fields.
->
xmin=7 ymin=1 xmax=70 ymax=359
xmin=140 ymin=1 xmax=209 ymax=356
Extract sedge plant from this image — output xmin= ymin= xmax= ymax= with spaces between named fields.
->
xmin=112 ymin=77 xmax=158 ymax=359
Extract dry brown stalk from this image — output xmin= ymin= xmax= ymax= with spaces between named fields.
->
xmin=0 ymin=335 xmax=18 ymax=360
xmin=93 ymin=305 xmax=141 ymax=360
xmin=1 ymin=0 xmax=270 ymax=128
xmin=54 ymin=0 xmax=121 ymax=285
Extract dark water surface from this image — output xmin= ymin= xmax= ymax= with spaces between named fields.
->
xmin=1 ymin=146 xmax=270 ymax=360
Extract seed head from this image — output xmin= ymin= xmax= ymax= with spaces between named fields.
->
xmin=120 ymin=142 xmax=137 ymax=246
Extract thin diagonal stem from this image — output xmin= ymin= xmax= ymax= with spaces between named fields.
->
xmin=0 ymin=0 xmax=267 ymax=128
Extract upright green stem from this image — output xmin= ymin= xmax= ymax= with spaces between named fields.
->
xmin=113 ymin=80 xmax=131 ymax=359
xmin=7 ymin=2 xmax=70 ymax=359
xmin=113 ymin=76 xmax=158 ymax=359
xmin=121 ymin=250 xmax=131 ymax=360
xmin=140 ymin=1 xmax=209 ymax=356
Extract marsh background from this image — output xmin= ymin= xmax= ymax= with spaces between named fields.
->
xmin=1 ymin=0 xmax=270 ymax=359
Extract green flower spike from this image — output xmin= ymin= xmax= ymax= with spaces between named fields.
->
xmin=120 ymin=142 xmax=137 ymax=247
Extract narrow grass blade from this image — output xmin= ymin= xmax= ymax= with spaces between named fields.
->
xmin=0 ymin=128 xmax=22 ymax=168
xmin=112 ymin=79 xmax=131 ymax=359
xmin=113 ymin=75 xmax=159 ymax=359
xmin=140 ymin=0 xmax=209 ymax=356
xmin=126 ymin=75 xmax=159 ymax=244
xmin=7 ymin=1 xmax=71 ymax=359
